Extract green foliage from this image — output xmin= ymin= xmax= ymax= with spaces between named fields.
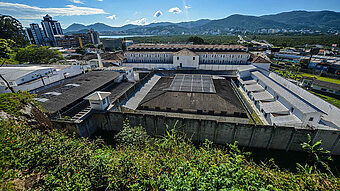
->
xmin=0 ymin=39 xmax=16 ymax=59
xmin=248 ymin=35 xmax=340 ymax=47
xmin=0 ymin=118 xmax=339 ymax=190
xmin=14 ymin=45 xmax=64 ymax=64
xmin=128 ymin=34 xmax=339 ymax=47
xmin=114 ymin=119 xmax=150 ymax=147
xmin=75 ymin=47 xmax=86 ymax=55
xmin=0 ymin=15 xmax=28 ymax=47
xmin=187 ymin=36 xmax=205 ymax=44
xmin=0 ymin=91 xmax=36 ymax=117
xmin=129 ymin=35 xmax=239 ymax=45
xmin=298 ymin=134 xmax=333 ymax=175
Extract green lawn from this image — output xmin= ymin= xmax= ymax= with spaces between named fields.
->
xmin=309 ymin=91 xmax=340 ymax=109
xmin=301 ymin=73 xmax=340 ymax=85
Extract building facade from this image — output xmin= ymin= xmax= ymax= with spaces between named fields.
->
xmin=123 ymin=44 xmax=251 ymax=70
xmin=41 ymin=14 xmax=63 ymax=46
xmin=26 ymin=24 xmax=46 ymax=45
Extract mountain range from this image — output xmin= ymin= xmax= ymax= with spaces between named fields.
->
xmin=64 ymin=10 xmax=340 ymax=35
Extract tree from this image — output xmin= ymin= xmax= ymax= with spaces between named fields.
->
xmin=0 ymin=15 xmax=28 ymax=47
xmin=0 ymin=39 xmax=15 ymax=60
xmin=187 ymin=36 xmax=205 ymax=45
xmin=75 ymin=47 xmax=86 ymax=55
xmin=297 ymin=134 xmax=333 ymax=175
xmin=15 ymin=45 xmax=64 ymax=64
xmin=0 ymin=39 xmax=17 ymax=93
xmin=308 ymin=48 xmax=320 ymax=65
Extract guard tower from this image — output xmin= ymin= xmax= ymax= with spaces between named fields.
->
xmin=84 ymin=91 xmax=111 ymax=110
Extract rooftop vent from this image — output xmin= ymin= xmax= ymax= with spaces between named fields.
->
xmin=65 ymin=83 xmax=80 ymax=87
xmin=44 ymin=92 xmax=61 ymax=96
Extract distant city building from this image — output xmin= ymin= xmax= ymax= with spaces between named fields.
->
xmin=41 ymin=14 xmax=63 ymax=46
xmin=54 ymin=29 xmax=101 ymax=48
xmin=88 ymin=29 xmax=101 ymax=45
xmin=25 ymin=15 xmax=63 ymax=46
xmin=25 ymin=24 xmax=46 ymax=45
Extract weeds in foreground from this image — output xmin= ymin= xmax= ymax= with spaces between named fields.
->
xmin=0 ymin=120 xmax=339 ymax=190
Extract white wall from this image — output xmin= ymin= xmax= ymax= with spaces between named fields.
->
xmin=269 ymin=72 xmax=340 ymax=127
xmin=173 ymin=55 xmax=199 ymax=68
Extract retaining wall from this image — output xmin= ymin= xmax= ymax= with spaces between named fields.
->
xmin=52 ymin=110 xmax=340 ymax=155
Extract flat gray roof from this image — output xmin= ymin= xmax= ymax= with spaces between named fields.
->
xmin=260 ymin=100 xmax=289 ymax=113
xmin=252 ymin=91 xmax=274 ymax=101
xmin=37 ymin=70 xmax=120 ymax=114
xmin=244 ymin=84 xmax=265 ymax=92
xmin=0 ymin=66 xmax=54 ymax=81
xmin=251 ymin=71 xmax=317 ymax=114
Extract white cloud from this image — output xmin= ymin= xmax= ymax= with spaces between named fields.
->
xmin=128 ymin=18 xmax=147 ymax=25
xmin=168 ymin=7 xmax=182 ymax=14
xmin=184 ymin=5 xmax=191 ymax=9
xmin=153 ymin=10 xmax=162 ymax=17
xmin=0 ymin=2 xmax=107 ymax=19
xmin=97 ymin=0 xmax=103 ymax=1
xmin=69 ymin=0 xmax=84 ymax=4
xmin=106 ymin=14 xmax=116 ymax=20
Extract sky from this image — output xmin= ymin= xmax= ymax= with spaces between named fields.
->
xmin=0 ymin=0 xmax=339 ymax=28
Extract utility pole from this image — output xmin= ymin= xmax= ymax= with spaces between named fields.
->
xmin=0 ymin=60 xmax=15 ymax=93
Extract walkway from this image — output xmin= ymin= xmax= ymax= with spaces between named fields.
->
xmin=122 ymin=75 xmax=161 ymax=110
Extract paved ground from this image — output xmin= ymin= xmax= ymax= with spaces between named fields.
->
xmin=238 ymin=87 xmax=269 ymax=125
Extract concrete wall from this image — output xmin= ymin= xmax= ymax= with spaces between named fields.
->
xmin=54 ymin=110 xmax=340 ymax=155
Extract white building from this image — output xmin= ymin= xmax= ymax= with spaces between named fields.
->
xmin=123 ymin=44 xmax=253 ymax=70
xmin=0 ymin=64 xmax=89 ymax=94
xmin=239 ymin=70 xmax=340 ymax=128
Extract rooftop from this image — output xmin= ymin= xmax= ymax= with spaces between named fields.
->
xmin=128 ymin=43 xmax=247 ymax=50
xmin=174 ymin=49 xmax=198 ymax=56
xmin=251 ymin=71 xmax=317 ymax=114
xmin=85 ymin=91 xmax=111 ymax=101
xmin=251 ymin=55 xmax=271 ymax=64
xmin=36 ymin=70 xmax=120 ymax=114
xmin=0 ymin=66 xmax=55 ymax=81
xmin=251 ymin=91 xmax=274 ymax=101
xmin=260 ymin=100 xmax=289 ymax=114
xmin=137 ymin=77 xmax=247 ymax=117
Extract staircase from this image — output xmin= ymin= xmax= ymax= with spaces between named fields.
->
xmin=71 ymin=106 xmax=92 ymax=121
xmin=122 ymin=75 xmax=161 ymax=110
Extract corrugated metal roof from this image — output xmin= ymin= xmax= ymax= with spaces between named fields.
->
xmin=252 ymin=71 xmax=317 ymax=114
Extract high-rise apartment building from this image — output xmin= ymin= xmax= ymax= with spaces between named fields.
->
xmin=41 ymin=14 xmax=63 ymax=46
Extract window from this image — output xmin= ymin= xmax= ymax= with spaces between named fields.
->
xmin=177 ymin=57 xmax=179 ymax=60
xmin=102 ymin=98 xmax=106 ymax=105
xmin=276 ymin=95 xmax=279 ymax=100
xmin=309 ymin=117 xmax=314 ymax=122
xmin=193 ymin=57 xmax=195 ymax=60
xmin=291 ymin=107 xmax=294 ymax=112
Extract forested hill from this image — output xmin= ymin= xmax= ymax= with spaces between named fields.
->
xmin=64 ymin=10 xmax=340 ymax=35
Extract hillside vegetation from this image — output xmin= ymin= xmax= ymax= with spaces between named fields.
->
xmin=0 ymin=92 xmax=339 ymax=190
